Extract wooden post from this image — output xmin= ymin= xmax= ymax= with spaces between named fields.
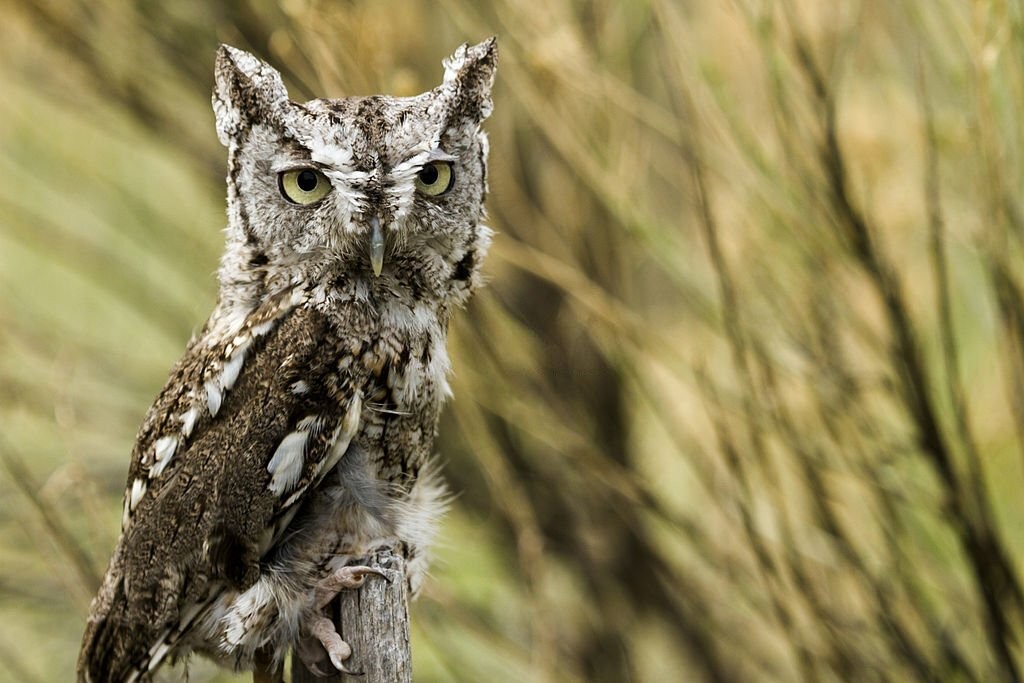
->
xmin=290 ymin=547 xmax=412 ymax=683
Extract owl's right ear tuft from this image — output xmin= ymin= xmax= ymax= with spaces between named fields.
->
xmin=440 ymin=37 xmax=498 ymax=127
xmin=213 ymin=44 xmax=289 ymax=147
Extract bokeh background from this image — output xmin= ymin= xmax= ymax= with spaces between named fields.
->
xmin=1 ymin=1 xmax=1023 ymax=681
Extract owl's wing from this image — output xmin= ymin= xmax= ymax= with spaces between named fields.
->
xmin=78 ymin=289 xmax=366 ymax=682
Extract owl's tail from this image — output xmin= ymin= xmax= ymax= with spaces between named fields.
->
xmin=78 ymin=612 xmax=138 ymax=682
xmin=76 ymin=547 xmax=169 ymax=683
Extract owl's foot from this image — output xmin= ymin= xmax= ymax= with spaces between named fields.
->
xmin=314 ymin=564 xmax=390 ymax=609
xmin=297 ymin=564 xmax=390 ymax=676
xmin=300 ymin=615 xmax=359 ymax=676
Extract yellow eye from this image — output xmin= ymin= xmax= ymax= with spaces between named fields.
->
xmin=279 ymin=168 xmax=332 ymax=205
xmin=415 ymin=161 xmax=454 ymax=196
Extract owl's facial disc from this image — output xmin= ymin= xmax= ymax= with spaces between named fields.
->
xmin=212 ymin=39 xmax=496 ymax=293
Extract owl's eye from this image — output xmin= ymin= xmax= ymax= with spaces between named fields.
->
xmin=415 ymin=161 xmax=454 ymax=196
xmin=278 ymin=168 xmax=332 ymax=205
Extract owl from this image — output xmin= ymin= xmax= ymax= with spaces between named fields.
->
xmin=77 ymin=37 xmax=496 ymax=682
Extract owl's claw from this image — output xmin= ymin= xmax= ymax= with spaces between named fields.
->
xmin=306 ymin=615 xmax=364 ymax=676
xmin=315 ymin=564 xmax=390 ymax=609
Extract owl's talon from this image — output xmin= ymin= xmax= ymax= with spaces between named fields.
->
xmin=308 ymin=662 xmax=326 ymax=678
xmin=315 ymin=564 xmax=389 ymax=608
xmin=299 ymin=565 xmax=388 ymax=675
xmin=307 ymin=615 xmax=363 ymax=675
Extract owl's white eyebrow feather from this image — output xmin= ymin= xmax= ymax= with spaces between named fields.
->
xmin=295 ymin=127 xmax=374 ymax=212
xmin=425 ymin=147 xmax=457 ymax=162
xmin=308 ymin=140 xmax=361 ymax=175
xmin=270 ymin=160 xmax=323 ymax=173
xmin=390 ymin=150 xmax=433 ymax=179
xmin=387 ymin=145 xmax=453 ymax=226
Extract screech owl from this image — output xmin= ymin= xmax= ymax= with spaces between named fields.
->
xmin=77 ymin=37 xmax=496 ymax=682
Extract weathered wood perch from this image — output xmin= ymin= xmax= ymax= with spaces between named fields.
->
xmin=254 ymin=547 xmax=411 ymax=683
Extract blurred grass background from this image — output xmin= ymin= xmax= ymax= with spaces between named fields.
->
xmin=1 ymin=0 xmax=1023 ymax=681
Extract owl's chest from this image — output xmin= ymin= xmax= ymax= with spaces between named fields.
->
xmin=264 ymin=312 xmax=449 ymax=558
xmin=321 ymin=305 xmax=450 ymax=480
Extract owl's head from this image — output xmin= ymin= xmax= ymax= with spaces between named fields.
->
xmin=212 ymin=39 xmax=497 ymax=312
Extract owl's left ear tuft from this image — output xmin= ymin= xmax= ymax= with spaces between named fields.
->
xmin=213 ymin=44 xmax=290 ymax=147
xmin=440 ymin=37 xmax=498 ymax=125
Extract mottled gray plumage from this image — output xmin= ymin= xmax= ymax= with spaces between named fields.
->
xmin=78 ymin=38 xmax=496 ymax=682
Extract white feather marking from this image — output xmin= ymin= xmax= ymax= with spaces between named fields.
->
xmin=179 ymin=407 xmax=199 ymax=438
xmin=305 ymin=133 xmax=368 ymax=220
xmin=150 ymin=436 xmax=178 ymax=478
xmin=282 ymin=489 xmax=305 ymax=509
xmin=129 ymin=478 xmax=147 ymax=511
xmin=220 ymin=348 xmax=246 ymax=390
xmin=342 ymin=394 xmax=361 ymax=438
xmin=391 ymin=149 xmax=432 ymax=176
xmin=284 ymin=397 xmax=364 ymax=508
xmin=205 ymin=381 xmax=223 ymax=417
xmin=313 ymin=395 xmax=362 ymax=482
xmin=223 ymin=607 xmax=247 ymax=646
xmin=267 ymin=431 xmax=308 ymax=495
xmin=291 ymin=380 xmax=309 ymax=394
xmin=296 ymin=414 xmax=324 ymax=433
xmin=250 ymin=320 xmax=275 ymax=337
xmin=232 ymin=335 xmax=252 ymax=355
xmin=121 ymin=499 xmax=131 ymax=530
xmin=311 ymin=141 xmax=355 ymax=169
xmin=388 ymin=149 xmax=433 ymax=224
xmin=145 ymin=634 xmax=173 ymax=673
xmin=223 ymin=580 xmax=276 ymax=646
xmin=210 ymin=304 xmax=254 ymax=347
xmin=224 ymin=618 xmax=248 ymax=647
xmin=431 ymin=336 xmax=453 ymax=399
xmin=306 ymin=131 xmax=367 ymax=184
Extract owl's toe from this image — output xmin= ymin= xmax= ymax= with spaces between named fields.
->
xmin=315 ymin=564 xmax=390 ymax=609
xmin=305 ymin=615 xmax=362 ymax=675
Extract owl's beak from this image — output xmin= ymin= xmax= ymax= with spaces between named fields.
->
xmin=369 ymin=214 xmax=385 ymax=277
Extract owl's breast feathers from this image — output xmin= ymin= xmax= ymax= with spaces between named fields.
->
xmin=77 ymin=286 xmax=436 ymax=682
